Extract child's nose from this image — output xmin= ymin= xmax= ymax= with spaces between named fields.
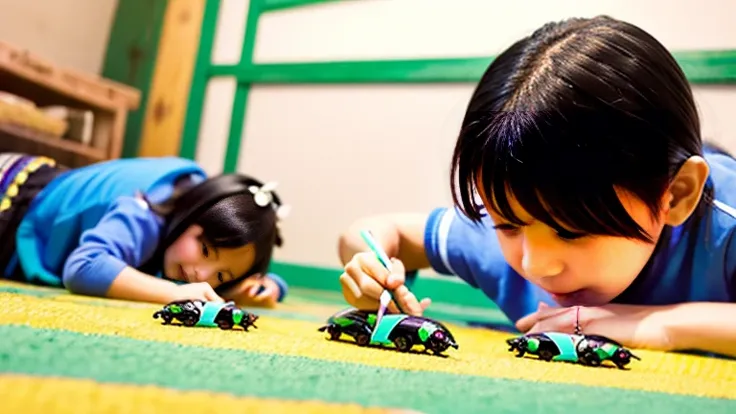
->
xmin=192 ymin=268 xmax=211 ymax=283
xmin=521 ymin=241 xmax=563 ymax=279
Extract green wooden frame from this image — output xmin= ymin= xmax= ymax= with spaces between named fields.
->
xmin=181 ymin=0 xmax=736 ymax=172
xmin=176 ymin=0 xmax=736 ymax=308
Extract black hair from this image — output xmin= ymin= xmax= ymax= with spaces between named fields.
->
xmin=451 ymin=15 xmax=709 ymax=243
xmin=141 ymin=173 xmax=284 ymax=291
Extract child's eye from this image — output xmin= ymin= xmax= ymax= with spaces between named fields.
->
xmin=201 ymin=243 xmax=209 ymax=257
xmin=492 ymin=223 xmax=520 ymax=236
xmin=556 ymin=229 xmax=587 ymax=241
xmin=217 ymin=272 xmax=224 ymax=283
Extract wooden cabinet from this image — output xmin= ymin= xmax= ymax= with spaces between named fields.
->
xmin=0 ymin=41 xmax=140 ymax=167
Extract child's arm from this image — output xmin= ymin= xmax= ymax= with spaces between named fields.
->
xmin=107 ymin=265 xmax=223 ymax=303
xmin=63 ymin=196 xmax=221 ymax=303
xmin=516 ymin=302 xmax=736 ymax=357
xmin=62 ymin=196 xmax=161 ymax=297
xmin=664 ymin=302 xmax=736 ymax=357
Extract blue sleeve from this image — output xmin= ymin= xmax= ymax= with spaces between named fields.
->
xmin=62 ymin=196 xmax=163 ymax=297
xmin=266 ymin=272 xmax=288 ymax=302
xmin=424 ymin=206 xmax=487 ymax=287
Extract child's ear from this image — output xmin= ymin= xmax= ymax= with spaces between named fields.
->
xmin=664 ymin=156 xmax=709 ymax=226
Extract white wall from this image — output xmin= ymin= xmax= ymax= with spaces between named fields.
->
xmin=197 ymin=0 xmax=736 ymax=269
xmin=0 ymin=0 xmax=119 ymax=74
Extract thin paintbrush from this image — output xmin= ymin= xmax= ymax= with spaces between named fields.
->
xmin=359 ymin=230 xmax=405 ymax=327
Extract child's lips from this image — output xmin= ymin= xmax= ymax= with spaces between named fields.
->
xmin=548 ymin=289 xmax=589 ymax=305
xmin=547 ymin=289 xmax=607 ymax=307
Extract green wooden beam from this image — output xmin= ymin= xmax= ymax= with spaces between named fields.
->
xmin=209 ymin=50 xmax=736 ymax=84
xmin=179 ymin=0 xmax=222 ymax=160
xmin=221 ymin=0 xmax=264 ymax=173
xmin=101 ymin=0 xmax=168 ymax=158
xmin=210 ymin=57 xmax=494 ymax=83
xmin=671 ymin=49 xmax=736 ymax=83
xmin=261 ymin=0 xmax=346 ymax=12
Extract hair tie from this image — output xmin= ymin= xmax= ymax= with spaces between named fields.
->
xmin=248 ymin=181 xmax=291 ymax=221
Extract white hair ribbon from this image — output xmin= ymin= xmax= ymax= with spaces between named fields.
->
xmin=248 ymin=181 xmax=291 ymax=220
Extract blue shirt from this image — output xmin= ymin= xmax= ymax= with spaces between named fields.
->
xmin=9 ymin=157 xmax=288 ymax=301
xmin=424 ymin=151 xmax=736 ymax=323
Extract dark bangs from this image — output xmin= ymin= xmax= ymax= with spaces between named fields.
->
xmin=460 ymin=109 xmax=670 ymax=242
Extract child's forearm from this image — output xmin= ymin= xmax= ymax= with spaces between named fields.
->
xmin=664 ymin=302 xmax=736 ymax=357
xmin=106 ymin=266 xmax=178 ymax=304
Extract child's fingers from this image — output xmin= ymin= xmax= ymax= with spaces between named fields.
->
xmin=248 ymin=283 xmax=261 ymax=297
xmin=385 ymin=258 xmax=406 ymax=290
xmin=255 ymin=286 xmax=272 ymax=300
xmin=204 ymin=289 xmax=224 ymax=302
xmin=356 ymin=252 xmax=390 ymax=284
xmin=339 ymin=272 xmax=363 ymax=299
xmin=392 ymin=284 xmax=425 ymax=316
xmin=340 ymin=273 xmax=379 ymax=310
xmin=343 ymin=263 xmax=383 ymax=300
xmin=387 ymin=300 xmax=400 ymax=314
xmin=516 ymin=306 xmax=570 ymax=332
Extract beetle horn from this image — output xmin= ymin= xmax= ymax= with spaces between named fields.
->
xmin=630 ymin=352 xmax=641 ymax=360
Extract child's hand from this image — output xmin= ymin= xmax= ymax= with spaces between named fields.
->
xmin=221 ymin=275 xmax=280 ymax=308
xmin=170 ymin=282 xmax=224 ymax=303
xmin=339 ymin=252 xmax=430 ymax=316
xmin=516 ymin=303 xmax=674 ymax=351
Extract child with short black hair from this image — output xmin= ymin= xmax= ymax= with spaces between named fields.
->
xmin=0 ymin=153 xmax=288 ymax=306
xmin=337 ymin=16 xmax=736 ymax=357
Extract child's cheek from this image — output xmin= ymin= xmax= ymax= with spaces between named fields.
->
xmin=167 ymin=239 xmax=199 ymax=264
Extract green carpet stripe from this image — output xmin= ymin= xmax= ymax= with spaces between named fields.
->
xmin=1 ymin=325 xmax=733 ymax=414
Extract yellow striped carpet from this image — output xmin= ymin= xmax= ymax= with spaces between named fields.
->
xmin=0 ymin=280 xmax=735 ymax=413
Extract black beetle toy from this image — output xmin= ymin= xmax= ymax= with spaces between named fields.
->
xmin=318 ymin=307 xmax=458 ymax=356
xmin=506 ymin=332 xmax=640 ymax=369
xmin=153 ymin=300 xmax=259 ymax=331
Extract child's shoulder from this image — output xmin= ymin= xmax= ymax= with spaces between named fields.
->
xmin=704 ymin=151 xmax=736 ymax=235
xmin=705 ymin=150 xmax=736 ymax=209
xmin=649 ymin=150 xmax=736 ymax=303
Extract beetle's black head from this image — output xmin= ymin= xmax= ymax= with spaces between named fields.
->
xmin=431 ymin=330 xmax=459 ymax=349
xmin=240 ymin=312 xmax=259 ymax=330
xmin=506 ymin=336 xmax=527 ymax=351
xmin=611 ymin=348 xmax=640 ymax=366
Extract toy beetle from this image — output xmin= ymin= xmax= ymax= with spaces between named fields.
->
xmin=506 ymin=332 xmax=640 ymax=369
xmin=318 ymin=308 xmax=458 ymax=356
xmin=153 ymin=300 xmax=259 ymax=331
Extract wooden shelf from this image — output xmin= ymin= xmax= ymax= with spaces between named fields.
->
xmin=0 ymin=123 xmax=106 ymax=162
xmin=0 ymin=41 xmax=140 ymax=166
xmin=0 ymin=41 xmax=140 ymax=112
